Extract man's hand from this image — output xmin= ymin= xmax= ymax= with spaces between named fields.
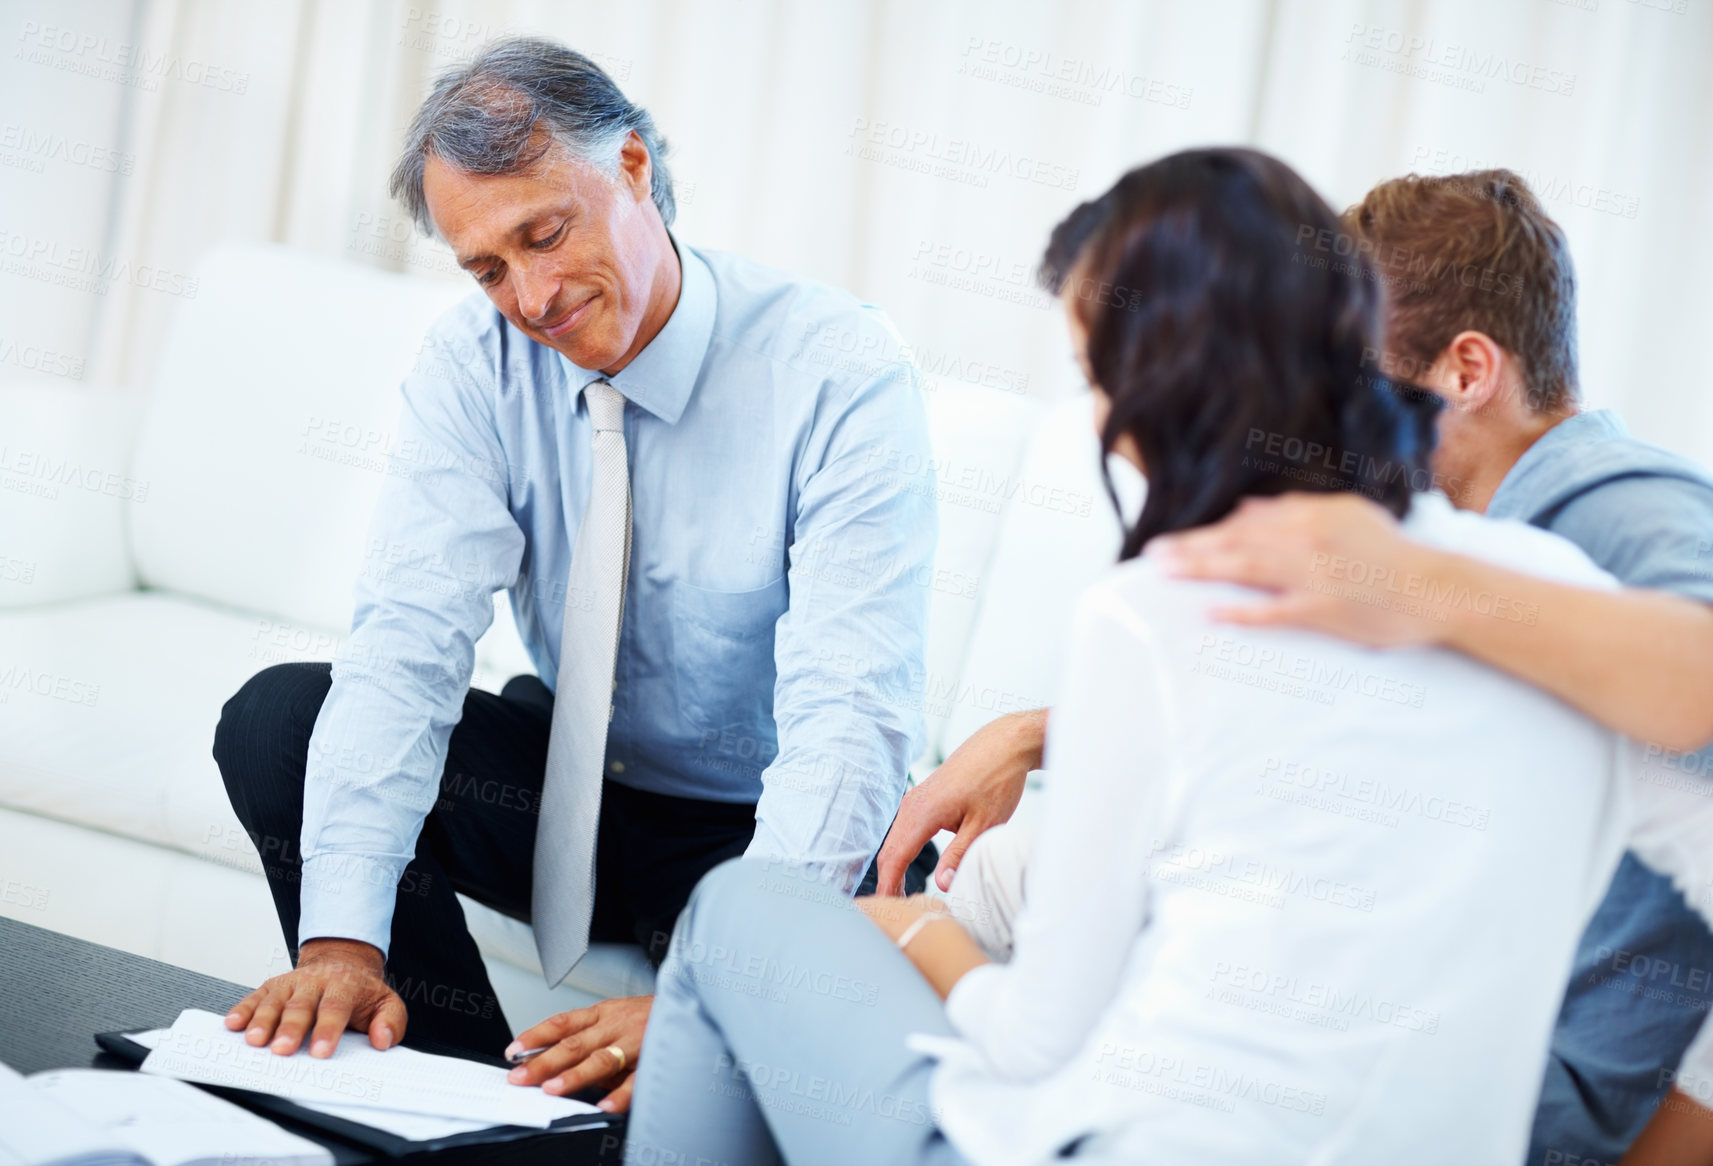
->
xmin=505 ymin=995 xmax=651 ymax=1114
xmin=1153 ymin=493 xmax=1452 ymax=648
xmin=223 ymin=937 xmax=406 ymax=1059
xmin=1621 ymin=1086 xmax=1713 ymax=1165
xmin=875 ymin=709 xmax=1044 ymax=895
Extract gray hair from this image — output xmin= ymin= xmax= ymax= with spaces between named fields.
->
xmin=389 ymin=36 xmax=675 ymax=236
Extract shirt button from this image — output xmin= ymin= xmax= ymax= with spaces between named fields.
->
xmin=609 ymin=761 xmax=626 ymax=774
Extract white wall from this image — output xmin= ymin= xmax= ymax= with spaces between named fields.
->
xmin=3 ymin=0 xmax=1710 ymax=462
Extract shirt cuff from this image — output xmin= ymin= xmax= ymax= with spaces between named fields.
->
xmin=944 ymin=960 xmax=1005 ymax=1040
xmin=739 ymin=835 xmax=867 ymax=896
xmin=296 ymin=853 xmax=404 ymax=959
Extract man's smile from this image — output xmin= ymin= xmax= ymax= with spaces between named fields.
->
xmin=542 ymin=292 xmax=599 ymax=339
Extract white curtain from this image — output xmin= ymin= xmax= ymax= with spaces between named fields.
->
xmin=5 ymin=0 xmax=1710 ymax=461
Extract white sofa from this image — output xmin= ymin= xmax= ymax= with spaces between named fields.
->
xmin=0 ymin=244 xmax=1124 ymax=1033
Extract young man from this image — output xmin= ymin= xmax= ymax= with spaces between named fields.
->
xmin=877 ymin=170 xmax=1713 ymax=1162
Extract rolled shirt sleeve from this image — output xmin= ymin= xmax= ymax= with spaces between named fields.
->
xmin=297 ymin=329 xmax=524 ymax=956
xmin=743 ymin=360 xmax=936 ymax=893
xmin=1535 ymin=456 xmax=1713 ymax=1106
xmin=1625 ymin=747 xmax=1713 ymax=1099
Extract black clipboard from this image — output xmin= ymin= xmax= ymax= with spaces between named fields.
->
xmin=94 ymin=1030 xmax=621 ymax=1163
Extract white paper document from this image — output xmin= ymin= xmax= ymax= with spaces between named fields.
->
xmin=0 ymin=1058 xmax=331 ymax=1166
xmin=124 ymin=1029 xmax=494 ymax=1142
xmin=138 ymin=1009 xmax=597 ymax=1131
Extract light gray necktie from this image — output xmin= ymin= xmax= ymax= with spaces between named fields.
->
xmin=533 ymin=380 xmax=631 ymax=988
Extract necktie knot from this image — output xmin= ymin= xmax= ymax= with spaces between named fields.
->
xmin=585 ymin=382 xmax=626 ymax=433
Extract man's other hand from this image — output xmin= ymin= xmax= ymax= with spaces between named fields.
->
xmin=223 ymin=936 xmax=406 ymax=1059
xmin=1620 ymin=1086 xmax=1713 ymax=1165
xmin=505 ymin=995 xmax=651 ymax=1114
xmin=875 ymin=708 xmax=1044 ymax=895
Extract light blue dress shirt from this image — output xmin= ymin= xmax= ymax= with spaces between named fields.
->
xmin=298 ymin=238 xmax=936 ymax=955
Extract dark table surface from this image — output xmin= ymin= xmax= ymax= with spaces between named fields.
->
xmin=0 ymin=914 xmax=252 ymax=1074
xmin=0 ymin=914 xmax=623 ymax=1164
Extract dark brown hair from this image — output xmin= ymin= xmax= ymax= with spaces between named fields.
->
xmin=1040 ymin=147 xmax=1440 ymax=559
xmin=1344 ymin=169 xmax=1578 ymax=413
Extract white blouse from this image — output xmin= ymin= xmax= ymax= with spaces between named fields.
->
xmin=913 ymin=493 xmax=1713 ymax=1165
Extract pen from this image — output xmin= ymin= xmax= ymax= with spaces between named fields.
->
xmin=507 ymin=1046 xmax=551 ymax=1065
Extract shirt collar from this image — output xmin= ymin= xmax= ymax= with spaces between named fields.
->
xmin=558 ymin=231 xmax=715 ymax=425
xmin=1490 ymin=409 xmax=1626 ymax=508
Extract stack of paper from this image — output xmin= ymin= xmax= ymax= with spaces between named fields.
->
xmin=124 ymin=1028 xmax=488 ymax=1142
xmin=0 ymin=1059 xmax=331 ymax=1166
xmin=137 ymin=1010 xmax=597 ymax=1135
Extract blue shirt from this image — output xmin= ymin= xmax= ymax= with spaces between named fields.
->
xmin=298 ymin=238 xmax=936 ymax=955
xmin=1492 ymin=411 xmax=1713 ymax=1165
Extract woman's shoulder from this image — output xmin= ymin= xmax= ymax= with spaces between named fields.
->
xmin=1082 ymin=541 xmax=1276 ymax=614
xmin=1068 ymin=552 xmax=1198 ymax=643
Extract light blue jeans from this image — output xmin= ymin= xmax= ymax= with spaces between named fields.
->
xmin=624 ymin=857 xmax=973 ymax=1166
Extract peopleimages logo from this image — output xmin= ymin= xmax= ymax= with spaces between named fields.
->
xmin=1092 ymin=1042 xmax=1329 ymax=1114
xmin=1147 ymin=839 xmax=1379 ymax=913
xmin=1408 ymin=146 xmax=1640 ymax=221
xmin=0 ymin=445 xmax=150 ymax=502
xmin=1340 ymin=23 xmax=1577 ymax=97
xmin=957 ymin=36 xmax=1193 ymax=110
xmin=1256 ymin=756 xmax=1491 ymax=831
xmin=1243 ymin=427 xmax=1458 ymax=496
xmin=1305 ymin=549 xmax=1539 ymax=627
xmin=846 ymin=117 xmax=1080 ymax=192
xmin=15 ymin=20 xmax=250 ymax=93
xmin=1192 ymin=632 xmax=1429 ymax=710
xmin=0 ymin=336 xmax=83 ymax=380
xmin=1208 ymin=960 xmax=1442 ymax=1034
xmin=1293 ymin=224 xmax=1524 ymax=300
xmin=0 ymin=664 xmax=100 ymax=707
xmin=0 ymin=231 xmax=199 ymax=300
xmin=0 ymin=123 xmax=134 ymax=174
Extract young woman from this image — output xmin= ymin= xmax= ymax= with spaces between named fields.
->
xmin=618 ymin=149 xmax=1657 ymax=1164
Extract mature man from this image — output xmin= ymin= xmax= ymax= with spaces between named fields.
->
xmin=215 ymin=37 xmax=935 ymax=1110
xmin=878 ymin=170 xmax=1713 ymax=1162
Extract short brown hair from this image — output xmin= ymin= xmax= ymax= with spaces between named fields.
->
xmin=1345 ymin=169 xmax=1578 ymax=413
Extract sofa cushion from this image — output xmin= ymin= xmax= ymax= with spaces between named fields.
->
xmin=127 ymin=245 xmax=470 ymax=638
xmin=938 ymin=395 xmax=1142 ymax=755
xmin=0 ymin=591 xmax=532 ymax=866
xmin=0 ymin=804 xmax=292 ymax=989
xmin=0 ymin=591 xmax=332 ymax=865
xmin=460 ymin=903 xmax=657 ymax=1000
xmin=0 ymin=384 xmax=140 ymax=609
xmin=0 ymin=591 xmax=644 ymax=997
xmin=0 ymin=804 xmax=644 ymax=1017
xmin=915 ymin=383 xmax=1043 ymax=767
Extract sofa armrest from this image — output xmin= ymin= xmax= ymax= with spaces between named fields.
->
xmin=0 ymin=383 xmax=142 ymax=608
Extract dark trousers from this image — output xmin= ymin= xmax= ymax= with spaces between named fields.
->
xmin=212 ymin=661 xmax=932 ymax=1058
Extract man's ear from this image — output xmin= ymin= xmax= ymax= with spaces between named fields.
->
xmin=615 ymin=131 xmax=653 ymax=207
xmin=1434 ymin=330 xmax=1508 ymax=413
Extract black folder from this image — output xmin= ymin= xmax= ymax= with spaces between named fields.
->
xmin=94 ymin=1029 xmax=622 ymax=1165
